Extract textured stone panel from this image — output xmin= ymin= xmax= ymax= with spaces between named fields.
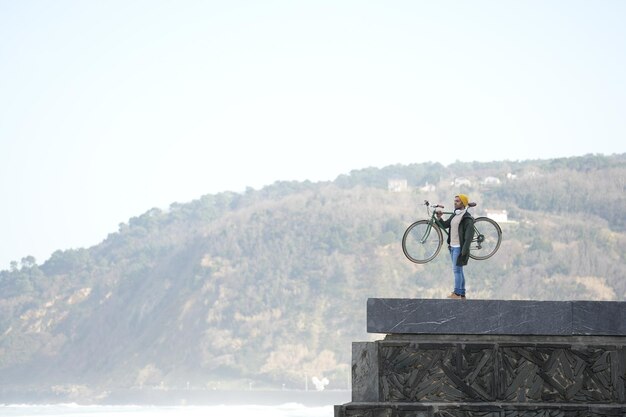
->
xmin=375 ymin=341 xmax=626 ymax=404
xmin=352 ymin=342 xmax=380 ymax=402
xmin=335 ymin=403 xmax=626 ymax=417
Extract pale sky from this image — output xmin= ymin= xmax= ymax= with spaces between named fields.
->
xmin=1 ymin=1 xmax=625 ymax=269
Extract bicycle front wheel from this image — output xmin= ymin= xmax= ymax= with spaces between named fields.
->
xmin=469 ymin=217 xmax=502 ymax=260
xmin=402 ymin=220 xmax=443 ymax=264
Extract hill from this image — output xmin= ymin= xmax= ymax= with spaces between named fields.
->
xmin=0 ymin=153 xmax=624 ymax=403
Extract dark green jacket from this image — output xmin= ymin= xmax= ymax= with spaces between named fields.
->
xmin=437 ymin=211 xmax=475 ymax=266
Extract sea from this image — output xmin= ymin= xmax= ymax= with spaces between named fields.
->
xmin=0 ymin=403 xmax=335 ymax=417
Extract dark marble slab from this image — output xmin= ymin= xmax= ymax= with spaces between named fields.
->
xmin=498 ymin=300 xmax=572 ymax=335
xmin=367 ymin=298 xmax=626 ymax=336
xmin=573 ymin=301 xmax=626 ymax=335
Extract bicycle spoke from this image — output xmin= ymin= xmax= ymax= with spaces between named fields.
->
xmin=469 ymin=217 xmax=502 ymax=260
xmin=402 ymin=220 xmax=443 ymax=263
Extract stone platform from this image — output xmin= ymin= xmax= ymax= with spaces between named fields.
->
xmin=367 ymin=298 xmax=626 ymax=336
xmin=335 ymin=299 xmax=626 ymax=417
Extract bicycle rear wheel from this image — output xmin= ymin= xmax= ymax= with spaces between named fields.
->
xmin=402 ymin=220 xmax=443 ymax=264
xmin=469 ymin=217 xmax=502 ymax=260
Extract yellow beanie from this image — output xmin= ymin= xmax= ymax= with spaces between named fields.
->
xmin=457 ymin=194 xmax=469 ymax=207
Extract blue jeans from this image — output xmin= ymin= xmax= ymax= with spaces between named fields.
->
xmin=450 ymin=246 xmax=465 ymax=296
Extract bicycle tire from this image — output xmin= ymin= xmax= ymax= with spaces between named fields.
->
xmin=469 ymin=217 xmax=502 ymax=260
xmin=402 ymin=220 xmax=443 ymax=264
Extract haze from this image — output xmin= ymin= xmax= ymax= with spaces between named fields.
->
xmin=1 ymin=1 xmax=624 ymax=269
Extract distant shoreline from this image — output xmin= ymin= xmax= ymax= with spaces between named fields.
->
xmin=0 ymin=388 xmax=351 ymax=407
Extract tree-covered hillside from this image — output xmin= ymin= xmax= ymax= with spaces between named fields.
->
xmin=0 ymin=153 xmax=624 ymax=402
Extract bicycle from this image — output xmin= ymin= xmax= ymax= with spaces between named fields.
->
xmin=402 ymin=200 xmax=502 ymax=264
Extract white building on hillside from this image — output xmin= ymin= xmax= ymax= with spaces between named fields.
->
xmin=419 ymin=182 xmax=436 ymax=192
xmin=388 ymin=178 xmax=408 ymax=192
xmin=453 ymin=177 xmax=472 ymax=187
xmin=484 ymin=209 xmax=508 ymax=223
xmin=482 ymin=176 xmax=501 ymax=186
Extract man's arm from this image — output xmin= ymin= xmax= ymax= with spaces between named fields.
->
xmin=436 ymin=211 xmax=451 ymax=228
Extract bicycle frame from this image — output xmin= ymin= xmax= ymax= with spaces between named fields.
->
xmin=402 ymin=200 xmax=502 ymax=264
xmin=432 ymin=200 xmax=487 ymax=242
xmin=420 ymin=201 xmax=452 ymax=241
xmin=420 ymin=200 xmax=491 ymax=249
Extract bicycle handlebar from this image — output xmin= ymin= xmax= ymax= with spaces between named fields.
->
xmin=424 ymin=200 xmax=444 ymax=209
xmin=424 ymin=200 xmax=477 ymax=209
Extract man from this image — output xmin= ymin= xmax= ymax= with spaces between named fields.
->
xmin=436 ymin=194 xmax=475 ymax=299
